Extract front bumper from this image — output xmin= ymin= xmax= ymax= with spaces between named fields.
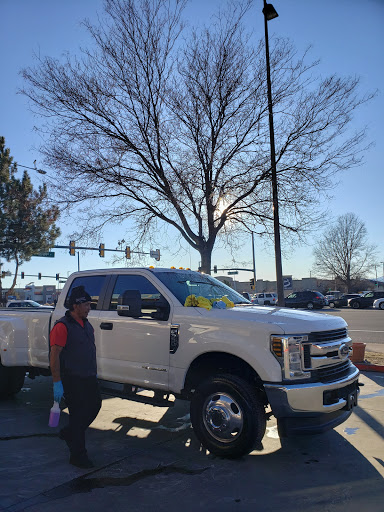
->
xmin=264 ymin=364 xmax=360 ymax=436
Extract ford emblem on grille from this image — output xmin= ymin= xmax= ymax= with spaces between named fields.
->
xmin=338 ymin=343 xmax=351 ymax=359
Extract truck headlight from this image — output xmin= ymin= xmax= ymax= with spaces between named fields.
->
xmin=271 ymin=335 xmax=310 ymax=380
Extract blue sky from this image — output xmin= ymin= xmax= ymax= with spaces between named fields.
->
xmin=1 ymin=0 xmax=383 ymax=289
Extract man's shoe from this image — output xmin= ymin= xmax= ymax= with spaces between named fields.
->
xmin=69 ymin=454 xmax=95 ymax=469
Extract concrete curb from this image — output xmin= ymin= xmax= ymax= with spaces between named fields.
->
xmin=354 ymin=363 xmax=384 ymax=373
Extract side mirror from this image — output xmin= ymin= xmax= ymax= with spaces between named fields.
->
xmin=117 ymin=290 xmax=142 ymax=317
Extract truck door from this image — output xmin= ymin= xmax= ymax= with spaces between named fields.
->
xmin=96 ymin=273 xmax=171 ymax=390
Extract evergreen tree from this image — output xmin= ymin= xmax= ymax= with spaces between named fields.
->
xmin=0 ymin=137 xmax=60 ymax=301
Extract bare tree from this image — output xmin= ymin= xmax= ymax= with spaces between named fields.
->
xmin=21 ymin=0 xmax=374 ymax=272
xmin=313 ymin=213 xmax=377 ymax=292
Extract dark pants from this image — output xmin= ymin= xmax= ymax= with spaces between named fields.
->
xmin=61 ymin=375 xmax=101 ymax=457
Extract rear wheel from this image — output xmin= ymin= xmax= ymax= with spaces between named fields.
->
xmin=329 ymin=301 xmax=335 ymax=308
xmin=0 ymin=361 xmax=25 ymax=399
xmin=190 ymin=374 xmax=266 ymax=458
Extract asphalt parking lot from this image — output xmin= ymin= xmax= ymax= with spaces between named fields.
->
xmin=1 ymin=370 xmax=384 ymax=512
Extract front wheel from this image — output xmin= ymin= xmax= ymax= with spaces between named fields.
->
xmin=190 ymin=374 xmax=266 ymax=458
xmin=306 ymin=302 xmax=314 ymax=310
xmin=329 ymin=301 xmax=335 ymax=308
xmin=352 ymin=301 xmax=360 ymax=309
xmin=379 ymin=302 xmax=384 ymax=310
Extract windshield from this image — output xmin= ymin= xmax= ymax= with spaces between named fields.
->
xmin=154 ymin=271 xmax=251 ymax=306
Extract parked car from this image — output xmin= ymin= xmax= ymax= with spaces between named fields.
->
xmin=373 ymin=298 xmax=384 ymax=310
xmin=284 ymin=290 xmax=327 ymax=310
xmin=349 ymin=291 xmax=384 ymax=309
xmin=5 ymin=300 xmax=53 ymax=308
xmin=253 ymin=292 xmax=278 ymax=306
xmin=328 ymin=293 xmax=361 ymax=308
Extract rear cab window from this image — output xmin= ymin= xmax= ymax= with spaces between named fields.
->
xmin=64 ymin=275 xmax=108 ymax=310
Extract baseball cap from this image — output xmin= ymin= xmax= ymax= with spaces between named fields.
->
xmin=67 ymin=286 xmax=92 ymax=306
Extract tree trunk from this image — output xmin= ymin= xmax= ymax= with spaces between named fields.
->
xmin=198 ymin=245 xmax=213 ymax=275
xmin=346 ymin=263 xmax=351 ymax=293
xmin=5 ymin=259 xmax=19 ymax=298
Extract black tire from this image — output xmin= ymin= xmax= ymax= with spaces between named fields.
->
xmin=0 ymin=361 xmax=25 ymax=399
xmin=306 ymin=302 xmax=314 ymax=310
xmin=351 ymin=301 xmax=360 ymax=309
xmin=379 ymin=302 xmax=384 ymax=310
xmin=190 ymin=374 xmax=266 ymax=458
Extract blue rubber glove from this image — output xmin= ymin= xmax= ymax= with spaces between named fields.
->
xmin=53 ymin=381 xmax=64 ymax=403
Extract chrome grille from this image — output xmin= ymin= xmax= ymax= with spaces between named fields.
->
xmin=302 ymin=328 xmax=352 ymax=380
xmin=308 ymin=328 xmax=348 ymax=343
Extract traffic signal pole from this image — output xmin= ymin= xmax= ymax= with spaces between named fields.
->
xmin=252 ymin=232 xmax=257 ymax=293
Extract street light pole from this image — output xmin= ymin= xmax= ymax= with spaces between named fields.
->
xmin=262 ymin=1 xmax=285 ymax=306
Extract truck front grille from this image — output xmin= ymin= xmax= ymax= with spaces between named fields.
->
xmin=302 ymin=328 xmax=353 ymax=382
xmin=308 ymin=328 xmax=348 ymax=343
xmin=312 ymin=360 xmax=351 ymax=383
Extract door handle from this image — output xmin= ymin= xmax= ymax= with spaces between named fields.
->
xmin=100 ymin=322 xmax=113 ymax=330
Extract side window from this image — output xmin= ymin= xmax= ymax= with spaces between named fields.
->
xmin=65 ymin=276 xmax=107 ymax=310
xmin=109 ymin=274 xmax=170 ymax=321
xmin=287 ymin=293 xmax=296 ymax=299
xmin=365 ymin=293 xmax=373 ymax=298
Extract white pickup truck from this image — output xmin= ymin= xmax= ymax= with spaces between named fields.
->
xmin=0 ymin=267 xmax=360 ymax=458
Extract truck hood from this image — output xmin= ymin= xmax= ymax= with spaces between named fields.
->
xmin=202 ymin=305 xmax=347 ymax=334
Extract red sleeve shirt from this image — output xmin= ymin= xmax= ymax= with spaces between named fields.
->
xmin=50 ymin=322 xmax=68 ymax=347
xmin=50 ymin=318 xmax=86 ymax=347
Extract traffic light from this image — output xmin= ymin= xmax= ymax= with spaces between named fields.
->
xmin=56 ymin=274 xmax=60 ymax=281
xmin=213 ymin=265 xmax=217 ymax=273
xmin=21 ymin=272 xmax=25 ymax=279
xmin=250 ymin=278 xmax=255 ymax=290
xmin=99 ymin=243 xmax=105 ymax=257
xmin=69 ymin=240 xmax=76 ymax=256
xmin=125 ymin=246 xmax=131 ymax=259
xmin=38 ymin=273 xmax=42 ymax=280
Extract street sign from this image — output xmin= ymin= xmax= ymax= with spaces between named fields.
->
xmin=33 ymin=252 xmax=55 ymax=258
xmin=228 ymin=271 xmax=239 ymax=275
xmin=150 ymin=249 xmax=160 ymax=261
xmin=283 ymin=275 xmax=293 ymax=289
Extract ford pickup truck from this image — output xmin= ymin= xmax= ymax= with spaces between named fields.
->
xmin=0 ymin=267 xmax=360 ymax=458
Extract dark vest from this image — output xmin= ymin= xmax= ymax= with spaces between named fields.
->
xmin=56 ymin=311 xmax=97 ymax=378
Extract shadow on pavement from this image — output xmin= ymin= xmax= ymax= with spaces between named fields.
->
xmin=1 ymin=376 xmax=384 ymax=512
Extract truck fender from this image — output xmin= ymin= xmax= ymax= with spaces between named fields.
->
xmin=0 ymin=317 xmax=29 ymax=366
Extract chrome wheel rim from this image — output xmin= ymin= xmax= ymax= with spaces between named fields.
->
xmin=203 ymin=392 xmax=243 ymax=443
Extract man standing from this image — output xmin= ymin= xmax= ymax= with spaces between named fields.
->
xmin=50 ymin=285 xmax=101 ymax=468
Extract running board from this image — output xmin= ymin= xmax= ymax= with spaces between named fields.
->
xmin=99 ymin=383 xmax=174 ymax=407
